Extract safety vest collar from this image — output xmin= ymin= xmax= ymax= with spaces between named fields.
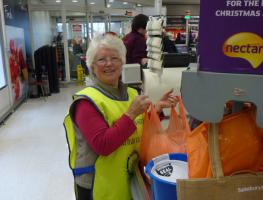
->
xmin=88 ymin=85 xmax=129 ymax=101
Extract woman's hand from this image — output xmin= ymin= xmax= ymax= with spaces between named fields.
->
xmin=125 ymin=95 xmax=152 ymax=120
xmin=155 ymin=89 xmax=178 ymax=113
xmin=141 ymin=58 xmax=148 ymax=65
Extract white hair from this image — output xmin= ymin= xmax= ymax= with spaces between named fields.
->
xmin=86 ymin=34 xmax=126 ymax=73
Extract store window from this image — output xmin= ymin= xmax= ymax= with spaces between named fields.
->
xmin=56 ymin=22 xmax=71 ymax=39
xmin=110 ymin=22 xmax=121 ymax=35
xmin=92 ymin=22 xmax=105 ymax=36
xmin=57 ymin=23 xmax=63 ymax=32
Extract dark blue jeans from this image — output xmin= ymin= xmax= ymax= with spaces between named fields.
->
xmin=75 ymin=184 xmax=92 ymax=200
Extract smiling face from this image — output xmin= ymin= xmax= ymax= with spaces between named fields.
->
xmin=91 ymin=47 xmax=123 ymax=87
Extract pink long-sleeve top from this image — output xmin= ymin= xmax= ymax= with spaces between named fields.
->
xmin=74 ymin=99 xmax=136 ymax=156
xmin=74 ymin=99 xmax=165 ymax=156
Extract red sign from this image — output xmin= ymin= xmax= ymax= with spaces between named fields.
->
xmin=72 ymin=24 xmax=82 ymax=32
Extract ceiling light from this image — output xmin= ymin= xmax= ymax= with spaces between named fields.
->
xmin=72 ymin=0 xmax=78 ymax=2
xmin=90 ymin=2 xmax=95 ymax=4
xmin=123 ymin=2 xmax=128 ymax=4
xmin=107 ymin=4 xmax=111 ymax=8
xmin=56 ymin=0 xmax=61 ymax=2
xmin=137 ymin=3 xmax=142 ymax=6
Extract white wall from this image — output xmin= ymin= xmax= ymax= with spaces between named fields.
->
xmin=0 ymin=0 xmax=12 ymax=122
xmin=31 ymin=11 xmax=52 ymax=51
xmin=141 ymin=6 xmax=167 ymax=16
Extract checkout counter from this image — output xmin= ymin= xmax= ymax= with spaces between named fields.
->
xmin=162 ymin=53 xmax=190 ymax=68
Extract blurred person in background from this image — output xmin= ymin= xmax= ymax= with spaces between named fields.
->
xmin=163 ymin=31 xmax=177 ymax=53
xmin=123 ymin=14 xmax=149 ymax=66
xmin=73 ymin=38 xmax=84 ymax=55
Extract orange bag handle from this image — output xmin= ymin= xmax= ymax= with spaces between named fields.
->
xmin=178 ymin=96 xmax=191 ymax=132
xmin=143 ymin=103 xmax=162 ymax=137
xmin=168 ymin=96 xmax=191 ymax=134
xmin=144 ymin=97 xmax=190 ymax=136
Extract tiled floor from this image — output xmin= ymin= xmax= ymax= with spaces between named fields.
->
xmin=0 ymin=84 xmax=85 ymax=200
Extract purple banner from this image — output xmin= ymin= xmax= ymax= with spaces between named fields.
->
xmin=198 ymin=0 xmax=263 ymax=74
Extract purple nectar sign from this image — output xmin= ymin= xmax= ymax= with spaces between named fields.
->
xmin=198 ymin=0 xmax=263 ymax=74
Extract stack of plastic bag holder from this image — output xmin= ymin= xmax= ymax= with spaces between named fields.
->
xmin=146 ymin=17 xmax=164 ymax=74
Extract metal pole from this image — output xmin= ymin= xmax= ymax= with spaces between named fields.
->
xmin=105 ymin=15 xmax=108 ymax=32
xmin=155 ymin=0 xmax=162 ymax=15
xmin=185 ymin=18 xmax=189 ymax=46
xmin=108 ymin=14 xmax=111 ymax=32
xmin=90 ymin=14 xmax=94 ymax=38
xmin=27 ymin=2 xmax=36 ymax=70
xmin=85 ymin=0 xmax=90 ymax=48
xmin=61 ymin=4 xmax=70 ymax=82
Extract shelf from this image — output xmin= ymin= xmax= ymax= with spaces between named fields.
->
xmin=181 ymin=64 xmax=263 ymax=128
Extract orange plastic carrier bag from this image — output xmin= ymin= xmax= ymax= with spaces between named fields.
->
xmin=139 ymin=97 xmax=190 ymax=168
xmin=187 ymin=107 xmax=263 ymax=178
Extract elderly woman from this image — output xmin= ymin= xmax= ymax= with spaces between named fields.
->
xmin=65 ymin=34 xmax=176 ymax=200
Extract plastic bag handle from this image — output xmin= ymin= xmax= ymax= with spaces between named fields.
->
xmin=144 ymin=103 xmax=157 ymax=121
xmin=143 ymin=103 xmax=162 ymax=135
xmin=177 ymin=96 xmax=191 ymax=132
xmin=169 ymin=96 xmax=191 ymax=133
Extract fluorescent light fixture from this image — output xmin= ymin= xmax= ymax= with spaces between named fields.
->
xmin=123 ymin=2 xmax=128 ymax=4
xmin=72 ymin=0 xmax=78 ymax=2
xmin=90 ymin=2 xmax=95 ymax=4
xmin=137 ymin=3 xmax=142 ymax=6
xmin=56 ymin=0 xmax=61 ymax=2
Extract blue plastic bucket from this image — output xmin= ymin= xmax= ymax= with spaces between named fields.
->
xmin=145 ymin=153 xmax=188 ymax=200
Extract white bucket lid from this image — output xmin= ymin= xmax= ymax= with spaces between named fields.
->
xmin=151 ymin=155 xmax=188 ymax=183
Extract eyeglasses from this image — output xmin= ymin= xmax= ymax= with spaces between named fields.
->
xmin=94 ymin=57 xmax=121 ymax=66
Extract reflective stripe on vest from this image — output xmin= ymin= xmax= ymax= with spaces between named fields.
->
xmin=73 ymin=165 xmax=95 ymax=176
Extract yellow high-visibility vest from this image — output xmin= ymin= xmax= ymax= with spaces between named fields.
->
xmin=64 ymin=86 xmax=143 ymax=200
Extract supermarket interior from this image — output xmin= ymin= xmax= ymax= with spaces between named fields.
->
xmin=0 ymin=0 xmax=263 ymax=200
